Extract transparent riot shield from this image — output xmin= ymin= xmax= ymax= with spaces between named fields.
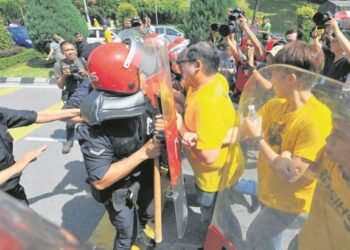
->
xmin=118 ymin=28 xmax=188 ymax=240
xmin=204 ymin=64 xmax=347 ymax=250
xmin=0 ymin=191 xmax=87 ymax=250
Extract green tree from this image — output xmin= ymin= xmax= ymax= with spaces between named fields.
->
xmin=183 ymin=0 xmax=237 ymax=41
xmin=0 ymin=14 xmax=13 ymax=49
xmin=296 ymin=5 xmax=317 ymax=42
xmin=25 ymin=0 xmax=89 ymax=50
xmin=0 ymin=0 xmax=26 ymax=25
xmin=117 ymin=2 xmax=138 ymax=21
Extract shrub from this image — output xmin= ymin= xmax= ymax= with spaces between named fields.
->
xmin=117 ymin=2 xmax=138 ymax=21
xmin=0 ymin=15 xmax=13 ymax=50
xmin=0 ymin=47 xmax=23 ymax=58
xmin=296 ymin=5 xmax=317 ymax=42
xmin=0 ymin=49 xmax=42 ymax=70
xmin=25 ymin=0 xmax=89 ymax=50
xmin=182 ymin=0 xmax=238 ymax=41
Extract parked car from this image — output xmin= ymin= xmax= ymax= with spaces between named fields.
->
xmin=7 ymin=25 xmax=34 ymax=48
xmin=87 ymin=27 xmax=120 ymax=44
xmin=154 ymin=25 xmax=184 ymax=42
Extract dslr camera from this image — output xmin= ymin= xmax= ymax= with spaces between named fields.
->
xmin=69 ymin=64 xmax=83 ymax=81
xmin=312 ymin=11 xmax=333 ymax=28
xmin=211 ymin=7 xmax=245 ymax=37
xmin=131 ymin=16 xmax=142 ymax=27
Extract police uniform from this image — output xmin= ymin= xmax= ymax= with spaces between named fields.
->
xmin=76 ymin=119 xmax=154 ymax=250
xmin=0 ymin=107 xmax=37 ymax=204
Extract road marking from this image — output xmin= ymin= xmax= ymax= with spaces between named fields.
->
xmin=24 ymin=137 xmax=78 ymax=144
xmin=9 ymin=102 xmax=63 ymax=141
xmin=0 ymin=87 xmax=21 ymax=96
xmin=0 ymin=85 xmax=57 ymax=89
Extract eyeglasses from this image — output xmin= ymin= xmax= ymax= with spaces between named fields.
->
xmin=176 ymin=59 xmax=197 ymax=64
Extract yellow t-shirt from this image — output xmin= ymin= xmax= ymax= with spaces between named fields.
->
xmin=257 ymin=95 xmax=332 ymax=213
xmin=299 ymin=154 xmax=350 ymax=250
xmin=184 ymin=78 xmax=244 ymax=192
xmin=183 ymin=73 xmax=228 ymax=93
xmin=104 ymin=29 xmax=112 ymax=43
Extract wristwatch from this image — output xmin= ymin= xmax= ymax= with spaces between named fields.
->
xmin=255 ymin=135 xmax=264 ymax=144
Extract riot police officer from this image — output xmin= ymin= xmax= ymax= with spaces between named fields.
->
xmin=0 ymin=107 xmax=80 ymax=204
xmin=77 ymin=42 xmax=161 ymax=250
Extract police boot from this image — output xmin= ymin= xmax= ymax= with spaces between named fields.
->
xmin=135 ymin=230 xmax=156 ymax=250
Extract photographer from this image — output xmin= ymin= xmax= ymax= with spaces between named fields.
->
xmin=312 ymin=16 xmax=350 ymax=85
xmin=54 ymin=41 xmax=88 ymax=154
xmin=224 ymin=13 xmax=264 ymax=103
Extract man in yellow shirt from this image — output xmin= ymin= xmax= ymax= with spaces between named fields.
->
xmin=176 ymin=41 xmax=244 ymax=226
xmin=103 ymin=25 xmax=112 ymax=43
xmin=288 ymin=95 xmax=350 ymax=250
xmin=244 ymin=41 xmax=332 ymax=249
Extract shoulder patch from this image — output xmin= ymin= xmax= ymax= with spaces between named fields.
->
xmin=89 ymin=148 xmax=105 ymax=156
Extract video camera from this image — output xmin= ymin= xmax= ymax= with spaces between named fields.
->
xmin=211 ymin=8 xmax=245 ymax=37
xmin=69 ymin=64 xmax=84 ymax=81
xmin=313 ymin=11 xmax=333 ymax=28
xmin=131 ymin=16 xmax=142 ymax=27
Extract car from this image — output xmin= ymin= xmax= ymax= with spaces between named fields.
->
xmin=154 ymin=25 xmax=184 ymax=42
xmin=87 ymin=27 xmax=120 ymax=44
xmin=7 ymin=25 xmax=34 ymax=48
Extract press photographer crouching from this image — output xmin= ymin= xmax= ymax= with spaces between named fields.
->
xmin=312 ymin=11 xmax=350 ymax=86
xmin=54 ymin=41 xmax=88 ymax=154
xmin=222 ymin=8 xmax=264 ymax=103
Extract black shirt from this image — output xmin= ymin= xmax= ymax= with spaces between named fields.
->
xmin=0 ymin=107 xmax=37 ymax=191
xmin=323 ymin=47 xmax=350 ymax=83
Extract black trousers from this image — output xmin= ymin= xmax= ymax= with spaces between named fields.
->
xmin=104 ymin=178 xmax=154 ymax=250
xmin=6 ymin=184 xmax=28 ymax=205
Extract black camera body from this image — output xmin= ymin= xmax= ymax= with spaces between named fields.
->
xmin=131 ymin=16 xmax=142 ymax=27
xmin=69 ymin=64 xmax=83 ymax=81
xmin=211 ymin=8 xmax=244 ymax=37
xmin=313 ymin=11 xmax=333 ymax=28
xmin=228 ymin=8 xmax=244 ymax=22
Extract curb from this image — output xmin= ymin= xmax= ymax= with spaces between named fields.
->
xmin=0 ymin=77 xmax=55 ymax=85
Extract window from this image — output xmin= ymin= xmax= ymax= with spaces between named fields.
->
xmin=155 ymin=27 xmax=164 ymax=34
xmin=166 ymin=28 xmax=179 ymax=36
xmin=88 ymin=30 xmax=97 ymax=38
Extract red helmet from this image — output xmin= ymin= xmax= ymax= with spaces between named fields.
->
xmin=168 ymin=37 xmax=190 ymax=61
xmin=87 ymin=42 xmax=141 ymax=94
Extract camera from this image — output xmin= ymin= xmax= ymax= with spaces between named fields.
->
xmin=212 ymin=8 xmax=244 ymax=37
xmin=131 ymin=16 xmax=142 ymax=27
xmin=228 ymin=7 xmax=244 ymax=22
xmin=69 ymin=64 xmax=83 ymax=81
xmin=313 ymin=11 xmax=333 ymax=28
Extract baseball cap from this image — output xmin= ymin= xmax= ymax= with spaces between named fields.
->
xmin=266 ymin=44 xmax=284 ymax=57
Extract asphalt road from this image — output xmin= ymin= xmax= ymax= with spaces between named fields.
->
xmin=0 ymin=83 xmax=299 ymax=250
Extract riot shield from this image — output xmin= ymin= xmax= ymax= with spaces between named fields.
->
xmin=0 ymin=191 xmax=87 ymax=250
xmin=118 ymin=28 xmax=188 ymax=240
xmin=141 ymin=34 xmax=188 ymax=240
xmin=204 ymin=64 xmax=347 ymax=250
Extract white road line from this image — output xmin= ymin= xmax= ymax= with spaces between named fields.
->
xmin=0 ymin=85 xmax=57 ymax=89
xmin=24 ymin=137 xmax=78 ymax=143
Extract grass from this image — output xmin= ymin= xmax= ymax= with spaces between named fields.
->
xmin=236 ymin=0 xmax=319 ymax=35
xmin=0 ymin=57 xmax=55 ymax=78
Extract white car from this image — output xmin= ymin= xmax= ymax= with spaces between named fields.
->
xmin=154 ymin=25 xmax=184 ymax=42
xmin=87 ymin=27 xmax=120 ymax=44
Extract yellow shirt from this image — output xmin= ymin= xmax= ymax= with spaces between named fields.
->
xmin=257 ymin=96 xmax=332 ymax=213
xmin=184 ymin=78 xmax=244 ymax=192
xmin=183 ymin=73 xmax=228 ymax=93
xmin=299 ymin=155 xmax=350 ymax=250
xmin=104 ymin=29 xmax=112 ymax=43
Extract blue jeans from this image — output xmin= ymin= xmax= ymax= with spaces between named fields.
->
xmin=195 ymin=185 xmax=217 ymax=225
xmin=234 ymin=178 xmax=257 ymax=195
xmin=246 ymin=204 xmax=305 ymax=250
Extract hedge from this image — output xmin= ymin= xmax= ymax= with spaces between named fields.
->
xmin=0 ymin=47 xmax=23 ymax=58
xmin=0 ymin=48 xmax=42 ymax=70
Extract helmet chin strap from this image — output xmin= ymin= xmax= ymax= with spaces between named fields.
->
xmin=124 ymin=39 xmax=137 ymax=69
